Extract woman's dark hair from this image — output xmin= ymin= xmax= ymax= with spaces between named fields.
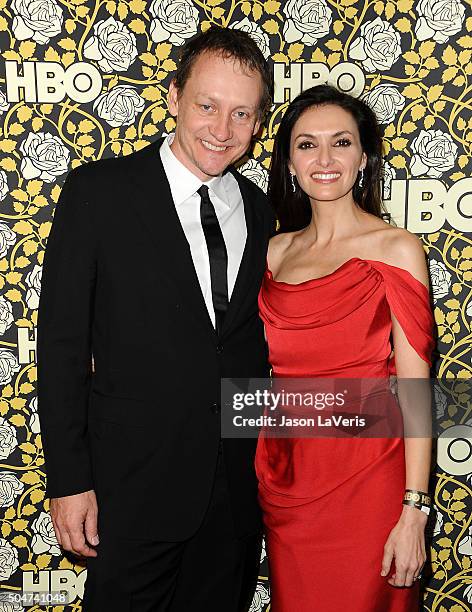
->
xmin=269 ymin=84 xmax=385 ymax=232
xmin=173 ymin=26 xmax=273 ymax=120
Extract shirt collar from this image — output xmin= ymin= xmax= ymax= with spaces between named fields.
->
xmin=160 ymin=133 xmax=231 ymax=208
xmin=206 ymin=175 xmax=231 ymax=209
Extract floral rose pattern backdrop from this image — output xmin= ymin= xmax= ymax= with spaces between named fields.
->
xmin=0 ymin=0 xmax=471 ymax=610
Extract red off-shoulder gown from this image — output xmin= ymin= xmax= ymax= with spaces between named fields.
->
xmin=256 ymin=257 xmax=434 ymax=612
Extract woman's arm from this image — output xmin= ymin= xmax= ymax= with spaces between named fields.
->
xmin=380 ymin=231 xmax=433 ymax=588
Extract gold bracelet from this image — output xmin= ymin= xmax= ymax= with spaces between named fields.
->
xmin=404 ymin=489 xmax=431 ymax=506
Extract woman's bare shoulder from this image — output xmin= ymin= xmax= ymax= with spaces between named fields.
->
xmin=268 ymin=231 xmax=300 ymax=270
xmin=268 ymin=230 xmax=301 ymax=252
xmin=379 ymin=226 xmax=425 ymax=258
xmin=359 ymin=216 xmax=420 ymax=255
xmin=375 ymin=226 xmax=429 ymax=286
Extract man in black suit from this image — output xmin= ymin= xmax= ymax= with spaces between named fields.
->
xmin=37 ymin=26 xmax=275 ymax=611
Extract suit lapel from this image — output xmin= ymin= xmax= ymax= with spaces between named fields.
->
xmin=127 ymin=138 xmax=216 ymax=338
xmin=126 ymin=139 xmax=263 ymax=340
xmin=220 ymin=167 xmax=262 ymax=338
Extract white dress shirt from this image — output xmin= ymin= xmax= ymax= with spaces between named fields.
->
xmin=160 ymin=133 xmax=247 ymax=327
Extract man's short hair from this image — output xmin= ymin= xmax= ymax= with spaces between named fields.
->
xmin=173 ymin=26 xmax=273 ymax=120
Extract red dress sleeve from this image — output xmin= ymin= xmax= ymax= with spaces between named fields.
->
xmin=370 ymin=261 xmax=435 ymax=371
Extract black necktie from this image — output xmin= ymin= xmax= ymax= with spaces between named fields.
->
xmin=198 ymin=184 xmax=228 ymax=335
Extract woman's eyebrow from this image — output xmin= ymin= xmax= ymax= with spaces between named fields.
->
xmin=294 ymin=130 xmax=353 ymax=139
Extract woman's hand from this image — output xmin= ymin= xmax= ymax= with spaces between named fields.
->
xmin=381 ymin=505 xmax=428 ymax=587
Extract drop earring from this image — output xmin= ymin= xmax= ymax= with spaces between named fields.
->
xmin=358 ymin=168 xmax=364 ymax=188
xmin=290 ymin=173 xmax=296 ymax=193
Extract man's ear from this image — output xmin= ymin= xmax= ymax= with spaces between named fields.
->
xmin=168 ymin=79 xmax=179 ymax=117
xmin=252 ymin=117 xmax=262 ymax=137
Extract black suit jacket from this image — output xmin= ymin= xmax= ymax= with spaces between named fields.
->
xmin=37 ymin=137 xmax=275 ymax=540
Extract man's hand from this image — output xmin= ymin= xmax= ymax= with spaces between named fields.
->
xmin=50 ymin=489 xmax=99 ymax=558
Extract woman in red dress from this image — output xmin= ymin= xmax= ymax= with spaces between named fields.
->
xmin=256 ymin=85 xmax=434 ymax=611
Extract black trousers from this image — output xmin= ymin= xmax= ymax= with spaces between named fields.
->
xmin=82 ymin=444 xmax=262 ymax=611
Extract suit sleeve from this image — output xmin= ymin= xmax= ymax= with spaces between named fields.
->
xmin=267 ymin=202 xmax=277 ymax=239
xmin=259 ymin=189 xmax=277 ymax=239
xmin=37 ymin=166 xmax=97 ymax=499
